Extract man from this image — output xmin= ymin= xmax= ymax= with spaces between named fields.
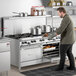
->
xmin=55 ymin=7 xmax=75 ymax=71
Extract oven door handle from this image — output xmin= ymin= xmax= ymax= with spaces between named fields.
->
xmin=20 ymin=45 xmax=41 ymax=50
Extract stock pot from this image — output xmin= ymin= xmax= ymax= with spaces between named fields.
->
xmin=31 ymin=26 xmax=42 ymax=36
xmin=42 ymin=25 xmax=51 ymax=33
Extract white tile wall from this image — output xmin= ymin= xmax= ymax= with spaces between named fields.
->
xmin=0 ymin=0 xmax=42 ymax=17
xmin=53 ymin=17 xmax=62 ymax=28
xmin=71 ymin=15 xmax=76 ymax=27
xmin=47 ymin=15 xmax=76 ymax=28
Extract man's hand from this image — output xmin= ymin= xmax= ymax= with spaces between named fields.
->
xmin=56 ymin=33 xmax=58 ymax=36
xmin=43 ymin=33 xmax=48 ymax=37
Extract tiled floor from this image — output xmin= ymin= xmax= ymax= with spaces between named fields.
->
xmin=1 ymin=59 xmax=76 ymax=76
xmin=9 ymin=62 xmax=56 ymax=76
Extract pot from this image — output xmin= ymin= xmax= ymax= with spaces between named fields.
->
xmin=31 ymin=26 xmax=42 ymax=35
xmin=66 ymin=1 xmax=73 ymax=6
xmin=19 ymin=12 xmax=25 ymax=17
xmin=12 ymin=12 xmax=27 ymax=17
xmin=42 ymin=25 xmax=51 ymax=33
xmin=36 ymin=26 xmax=42 ymax=35
xmin=31 ymin=27 xmax=37 ymax=35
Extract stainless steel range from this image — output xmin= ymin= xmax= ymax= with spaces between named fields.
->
xmin=5 ymin=33 xmax=56 ymax=45
xmin=3 ymin=16 xmax=60 ymax=70
xmin=5 ymin=34 xmax=47 ymax=70
xmin=6 ymin=33 xmax=60 ymax=70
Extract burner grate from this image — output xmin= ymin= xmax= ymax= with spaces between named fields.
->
xmin=5 ymin=33 xmax=32 ymax=39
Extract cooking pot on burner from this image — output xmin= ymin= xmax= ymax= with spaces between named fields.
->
xmin=36 ymin=26 xmax=42 ymax=35
xmin=31 ymin=26 xmax=42 ymax=36
xmin=31 ymin=27 xmax=36 ymax=35
xmin=42 ymin=25 xmax=51 ymax=33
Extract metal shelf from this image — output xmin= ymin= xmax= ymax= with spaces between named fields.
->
xmin=43 ymin=47 xmax=56 ymax=51
xmin=52 ymin=16 xmax=60 ymax=18
xmin=45 ymin=6 xmax=76 ymax=33
xmin=43 ymin=54 xmax=59 ymax=58
xmin=46 ymin=6 xmax=76 ymax=9
xmin=43 ymin=48 xmax=59 ymax=52
xmin=43 ymin=52 xmax=59 ymax=56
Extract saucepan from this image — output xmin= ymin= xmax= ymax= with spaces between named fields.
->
xmin=42 ymin=25 xmax=52 ymax=33
xmin=31 ymin=26 xmax=42 ymax=36
xmin=66 ymin=1 xmax=73 ymax=6
xmin=12 ymin=12 xmax=27 ymax=17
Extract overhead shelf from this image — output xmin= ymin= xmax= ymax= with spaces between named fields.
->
xmin=45 ymin=6 xmax=76 ymax=9
xmin=52 ymin=16 xmax=60 ymax=18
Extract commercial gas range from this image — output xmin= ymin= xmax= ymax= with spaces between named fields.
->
xmin=5 ymin=33 xmax=60 ymax=70
xmin=5 ymin=33 xmax=60 ymax=45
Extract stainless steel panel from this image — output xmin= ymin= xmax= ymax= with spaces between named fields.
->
xmin=3 ymin=17 xmax=46 ymax=36
xmin=21 ymin=59 xmax=43 ymax=67
xmin=0 ymin=42 xmax=10 ymax=53
xmin=20 ymin=46 xmax=42 ymax=62
xmin=0 ymin=52 xmax=10 ymax=72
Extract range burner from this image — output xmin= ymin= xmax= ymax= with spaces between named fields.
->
xmin=5 ymin=33 xmax=32 ymax=39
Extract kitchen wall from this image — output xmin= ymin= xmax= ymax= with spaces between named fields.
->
xmin=0 ymin=0 xmax=76 ymax=29
xmin=73 ymin=0 xmax=76 ymax=6
xmin=0 ymin=18 xmax=1 ymax=31
xmin=0 ymin=0 xmax=43 ymax=17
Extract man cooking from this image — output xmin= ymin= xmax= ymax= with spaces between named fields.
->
xmin=55 ymin=7 xmax=75 ymax=71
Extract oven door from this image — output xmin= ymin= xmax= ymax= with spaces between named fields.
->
xmin=20 ymin=44 xmax=43 ymax=62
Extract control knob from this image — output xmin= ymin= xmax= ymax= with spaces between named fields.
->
xmin=22 ymin=42 xmax=25 ymax=44
xmin=27 ymin=42 xmax=30 ymax=45
xmin=40 ymin=39 xmax=44 ymax=41
xmin=24 ymin=41 xmax=27 ymax=43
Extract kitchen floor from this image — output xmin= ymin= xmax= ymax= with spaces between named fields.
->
xmin=7 ymin=59 xmax=76 ymax=76
xmin=9 ymin=62 xmax=56 ymax=76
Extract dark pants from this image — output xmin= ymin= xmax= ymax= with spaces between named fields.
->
xmin=59 ymin=44 xmax=75 ymax=69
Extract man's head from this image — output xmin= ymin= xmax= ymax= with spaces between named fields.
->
xmin=57 ymin=7 xmax=66 ymax=18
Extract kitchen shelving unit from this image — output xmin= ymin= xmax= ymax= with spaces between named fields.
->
xmin=45 ymin=6 xmax=76 ymax=29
